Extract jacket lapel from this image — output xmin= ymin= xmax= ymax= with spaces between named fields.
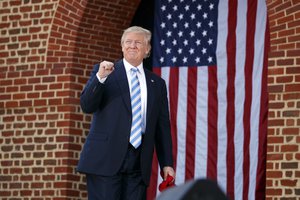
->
xmin=113 ymin=62 xmax=156 ymax=121
xmin=113 ymin=60 xmax=131 ymax=113
xmin=145 ymin=70 xmax=155 ymax=125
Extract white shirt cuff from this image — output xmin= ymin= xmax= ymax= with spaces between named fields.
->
xmin=96 ymin=73 xmax=107 ymax=83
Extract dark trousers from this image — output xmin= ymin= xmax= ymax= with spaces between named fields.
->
xmin=86 ymin=145 xmax=147 ymax=200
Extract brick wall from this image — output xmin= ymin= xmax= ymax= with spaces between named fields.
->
xmin=266 ymin=0 xmax=300 ymax=199
xmin=0 ymin=0 xmax=139 ymax=199
xmin=1 ymin=0 xmax=300 ymax=199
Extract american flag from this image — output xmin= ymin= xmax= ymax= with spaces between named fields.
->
xmin=147 ymin=0 xmax=269 ymax=199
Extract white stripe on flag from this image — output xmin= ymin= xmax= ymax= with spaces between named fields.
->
xmin=195 ymin=67 xmax=208 ymax=178
xmin=161 ymin=67 xmax=171 ymax=123
xmin=234 ymin=0 xmax=247 ymax=199
xmin=176 ymin=67 xmax=188 ymax=185
xmin=216 ymin=0 xmax=228 ymax=193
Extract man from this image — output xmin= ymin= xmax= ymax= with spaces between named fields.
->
xmin=77 ymin=26 xmax=175 ymax=200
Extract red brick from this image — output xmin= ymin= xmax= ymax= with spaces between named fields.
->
xmin=41 ymin=92 xmax=55 ymax=98
xmin=268 ymin=136 xmax=284 ymax=143
xmin=282 ymin=110 xmax=300 ymax=117
xmin=47 ymin=98 xmax=62 ymax=106
xmin=46 ymin=56 xmax=59 ymax=62
xmin=269 ymin=10 xmax=285 ymax=22
xmin=276 ymin=76 xmax=293 ymax=83
xmin=268 ymin=76 xmax=275 ymax=84
xmin=21 ymin=70 xmax=34 ymax=77
xmin=57 ymin=91 xmax=69 ymax=97
xmin=268 ymin=153 xmax=284 ymax=160
xmin=13 ymin=93 xmax=25 ymax=100
xmin=20 ymin=85 xmax=33 ymax=92
xmin=6 ymin=101 xmax=18 ymax=108
xmin=49 ymin=83 xmax=63 ymax=90
xmin=34 ymin=85 xmax=47 ymax=91
xmin=266 ymin=171 xmax=283 ymax=178
xmin=266 ymin=188 xmax=283 ymax=196
xmin=281 ymin=179 xmax=297 ymax=187
xmin=278 ymin=28 xmax=295 ymax=38
xmin=0 ymin=94 xmax=12 ymax=100
xmin=268 ymin=119 xmax=285 ymax=126
xmin=288 ymin=34 xmax=300 ymax=42
xmin=269 ymin=50 xmax=285 ymax=58
xmin=286 ymin=66 xmax=300 ymax=74
xmin=33 ymin=99 xmax=47 ymax=106
xmin=296 ymin=75 xmax=300 ymax=82
xmin=269 ymin=67 xmax=284 ymax=75
xmin=7 ymin=71 xmax=20 ymax=78
xmin=279 ymin=42 xmax=296 ymax=50
xmin=281 ymin=145 xmax=299 ymax=152
xmin=20 ymin=190 xmax=32 ymax=196
xmin=0 ymin=51 xmax=9 ymax=57
xmin=0 ymin=80 xmax=12 ymax=87
xmin=286 ymin=119 xmax=295 ymax=126
xmin=278 ymin=14 xmax=294 ymax=25
xmin=27 ymin=92 xmax=40 ymax=99
xmin=268 ymin=85 xmax=284 ymax=93
xmin=285 ymin=84 xmax=300 ymax=92
xmin=23 ymin=114 xmax=36 ymax=121
xmin=277 ymin=58 xmax=294 ymax=66
xmin=286 ymin=4 xmax=300 ymax=15
xmin=288 ymin=19 xmax=300 ymax=29
xmin=269 ymin=45 xmax=277 ymax=53
xmin=281 ymin=162 xmax=298 ymax=169
xmin=0 ymin=22 xmax=9 ymax=29
xmin=275 ymin=1 xmax=292 ymax=12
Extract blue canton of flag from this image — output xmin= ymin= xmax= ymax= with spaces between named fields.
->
xmin=153 ymin=0 xmax=219 ymax=67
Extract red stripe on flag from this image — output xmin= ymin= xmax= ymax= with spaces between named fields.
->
xmin=226 ymin=0 xmax=237 ymax=198
xmin=243 ymin=0 xmax=258 ymax=199
xmin=207 ymin=66 xmax=218 ymax=179
xmin=169 ymin=67 xmax=179 ymax=171
xmin=185 ymin=67 xmax=197 ymax=180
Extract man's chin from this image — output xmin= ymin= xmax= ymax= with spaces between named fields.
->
xmin=126 ymin=57 xmax=138 ymax=62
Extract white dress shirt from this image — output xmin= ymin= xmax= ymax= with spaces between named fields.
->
xmin=123 ymin=59 xmax=147 ymax=133
xmin=96 ymin=59 xmax=147 ymax=133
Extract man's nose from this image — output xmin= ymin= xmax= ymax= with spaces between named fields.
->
xmin=130 ymin=41 xmax=137 ymax=47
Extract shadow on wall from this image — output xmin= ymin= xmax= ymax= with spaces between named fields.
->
xmin=130 ymin=0 xmax=154 ymax=71
xmin=72 ymin=0 xmax=140 ymax=70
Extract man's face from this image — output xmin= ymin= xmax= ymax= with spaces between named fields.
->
xmin=122 ymin=32 xmax=150 ymax=66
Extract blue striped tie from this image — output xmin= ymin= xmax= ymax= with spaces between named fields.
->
xmin=129 ymin=68 xmax=142 ymax=148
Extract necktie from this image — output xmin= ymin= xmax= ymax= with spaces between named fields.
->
xmin=129 ymin=68 xmax=142 ymax=148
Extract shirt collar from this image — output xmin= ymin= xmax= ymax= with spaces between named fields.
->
xmin=123 ymin=58 xmax=144 ymax=74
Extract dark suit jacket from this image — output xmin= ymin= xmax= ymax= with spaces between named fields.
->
xmin=77 ymin=60 xmax=173 ymax=185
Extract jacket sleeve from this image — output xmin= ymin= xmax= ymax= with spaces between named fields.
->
xmin=80 ymin=64 xmax=105 ymax=113
xmin=155 ymin=79 xmax=174 ymax=169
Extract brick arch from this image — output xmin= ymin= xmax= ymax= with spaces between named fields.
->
xmin=44 ymin=0 xmax=141 ymax=198
xmin=0 ymin=0 xmax=140 ymax=199
xmin=47 ymin=0 xmax=140 ymax=69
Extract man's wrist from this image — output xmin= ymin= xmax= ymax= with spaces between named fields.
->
xmin=96 ymin=72 xmax=107 ymax=83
